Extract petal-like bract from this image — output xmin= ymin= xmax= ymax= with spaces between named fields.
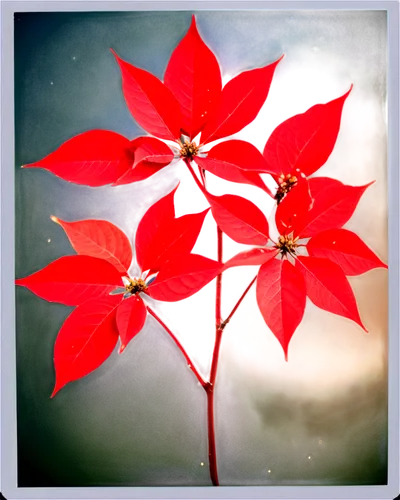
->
xmin=296 ymin=256 xmax=367 ymax=331
xmin=263 ymin=87 xmax=352 ymax=177
xmin=23 ymin=130 xmax=134 ymax=186
xmin=16 ymin=255 xmax=122 ymax=306
xmin=111 ymin=50 xmax=182 ymax=141
xmin=307 ymin=228 xmax=387 ymax=275
xmin=51 ymin=295 xmax=122 ymax=397
xmin=116 ymin=295 xmax=147 ymax=353
xmin=164 ymin=16 xmax=222 ymax=139
xmin=51 ymin=217 xmax=132 ymax=274
xmin=256 ymin=258 xmax=306 ymax=360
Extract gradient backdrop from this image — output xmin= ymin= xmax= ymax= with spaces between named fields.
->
xmin=15 ymin=10 xmax=388 ymax=486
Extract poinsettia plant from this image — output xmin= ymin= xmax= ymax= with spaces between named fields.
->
xmin=16 ymin=15 xmax=387 ymax=486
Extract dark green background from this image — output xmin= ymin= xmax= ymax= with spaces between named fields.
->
xmin=15 ymin=11 xmax=388 ymax=486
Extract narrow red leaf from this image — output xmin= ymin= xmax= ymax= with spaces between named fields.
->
xmin=296 ymin=255 xmax=367 ymax=331
xmin=111 ymin=49 xmax=182 ymax=141
xmin=22 ymin=130 xmax=134 ymax=186
xmin=51 ymin=216 xmax=132 ymax=274
xmin=223 ymin=247 xmax=279 ymax=270
xmin=147 ymin=253 xmax=222 ymax=302
xmin=113 ymin=137 xmax=174 ymax=185
xmin=116 ymin=295 xmax=147 ymax=353
xmin=307 ymin=228 xmax=387 ymax=276
xmin=263 ymin=87 xmax=352 ymax=177
xmin=16 ymin=255 xmax=123 ymax=306
xmin=196 ymin=156 xmax=272 ymax=194
xmin=200 ymin=56 xmax=283 ymax=145
xmin=51 ymin=295 xmax=122 ymax=397
xmin=164 ymin=15 xmax=222 ymax=139
xmin=256 ymin=258 xmax=306 ymax=360
xmin=295 ymin=177 xmax=374 ymax=238
xmin=135 ymin=186 xmax=207 ymax=273
xmin=275 ymin=177 xmax=313 ymax=236
xmin=207 ymin=192 xmax=269 ymax=245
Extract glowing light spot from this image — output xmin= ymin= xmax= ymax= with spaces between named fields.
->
xmin=47 ymin=238 xmax=51 ymax=243
xmin=200 ymin=462 xmax=204 ymax=466
xmin=268 ymin=469 xmax=271 ymax=473
xmin=307 ymin=455 xmax=312 ymax=460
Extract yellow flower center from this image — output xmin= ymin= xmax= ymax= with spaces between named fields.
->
xmin=125 ymin=278 xmax=147 ymax=295
xmin=179 ymin=140 xmax=199 ymax=159
xmin=275 ymin=234 xmax=299 ymax=256
xmin=275 ymin=173 xmax=298 ymax=204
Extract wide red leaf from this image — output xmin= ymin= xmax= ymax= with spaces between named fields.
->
xmin=113 ymin=137 xmax=174 ymax=185
xmin=22 ymin=130 xmax=134 ymax=186
xmin=51 ymin=216 xmax=132 ymax=274
xmin=263 ymin=87 xmax=352 ymax=177
xmin=275 ymin=177 xmax=313 ymax=236
xmin=51 ymin=295 xmax=122 ymax=397
xmin=207 ymin=192 xmax=269 ymax=245
xmin=116 ymin=295 xmax=147 ymax=353
xmin=256 ymin=258 xmax=306 ymax=360
xmin=164 ymin=15 xmax=222 ymax=139
xmin=16 ymin=255 xmax=122 ymax=306
xmin=223 ymin=247 xmax=279 ymax=270
xmin=296 ymin=256 xmax=367 ymax=331
xmin=200 ymin=56 xmax=283 ymax=145
xmin=295 ymin=177 xmax=373 ymax=238
xmin=111 ymin=50 xmax=182 ymax=141
xmin=307 ymin=228 xmax=387 ymax=275
xmin=203 ymin=140 xmax=274 ymax=172
xmin=135 ymin=185 xmax=207 ymax=273
xmin=147 ymin=253 xmax=222 ymax=302
xmin=196 ymin=157 xmax=272 ymax=194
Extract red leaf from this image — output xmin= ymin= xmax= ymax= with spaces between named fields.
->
xmin=263 ymin=87 xmax=352 ymax=177
xmin=22 ymin=130 xmax=134 ymax=186
xmin=16 ymin=255 xmax=122 ymax=306
xmin=164 ymin=15 xmax=222 ymax=139
xmin=147 ymin=253 xmax=222 ymax=302
xmin=111 ymin=50 xmax=182 ymax=141
xmin=256 ymin=258 xmax=306 ymax=360
xmin=51 ymin=216 xmax=132 ymax=274
xmin=295 ymin=177 xmax=373 ymax=238
xmin=207 ymin=192 xmax=269 ymax=245
xmin=223 ymin=247 xmax=279 ymax=270
xmin=296 ymin=256 xmax=367 ymax=331
xmin=200 ymin=56 xmax=283 ymax=145
xmin=204 ymin=140 xmax=274 ymax=172
xmin=113 ymin=137 xmax=174 ymax=185
xmin=275 ymin=177 xmax=313 ymax=236
xmin=116 ymin=295 xmax=147 ymax=353
xmin=51 ymin=295 xmax=121 ymax=397
xmin=135 ymin=186 xmax=207 ymax=273
xmin=307 ymin=228 xmax=387 ymax=275
xmin=196 ymin=157 xmax=271 ymax=194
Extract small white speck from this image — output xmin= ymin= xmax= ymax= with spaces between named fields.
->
xmin=72 ymin=56 xmax=76 ymax=60
xmin=200 ymin=462 xmax=204 ymax=466
xmin=188 ymin=364 xmax=191 ymax=368
xmin=318 ymin=440 xmax=323 ymax=445
xmin=50 ymin=81 xmax=54 ymax=85
xmin=47 ymin=238 xmax=51 ymax=243
xmin=332 ymin=241 xmax=336 ymax=245
xmin=307 ymin=456 xmax=312 ymax=460
xmin=296 ymin=168 xmax=300 ymax=172
xmin=312 ymin=46 xmax=319 ymax=52
xmin=267 ymin=469 xmax=271 ymax=474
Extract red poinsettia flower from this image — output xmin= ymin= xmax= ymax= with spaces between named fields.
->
xmin=222 ymin=177 xmax=387 ymax=359
xmin=21 ymin=16 xmax=282 ymax=195
xmin=262 ymin=86 xmax=353 ymax=203
xmin=16 ymin=186 xmax=222 ymax=396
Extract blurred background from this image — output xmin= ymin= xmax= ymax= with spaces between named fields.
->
xmin=15 ymin=10 xmax=388 ymax=486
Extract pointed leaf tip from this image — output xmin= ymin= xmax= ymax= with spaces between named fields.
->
xmin=50 ymin=215 xmax=60 ymax=224
xmin=118 ymin=344 xmax=126 ymax=354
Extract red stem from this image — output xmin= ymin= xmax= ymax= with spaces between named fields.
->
xmin=220 ymin=275 xmax=258 ymax=330
xmin=147 ymin=306 xmax=207 ymax=388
